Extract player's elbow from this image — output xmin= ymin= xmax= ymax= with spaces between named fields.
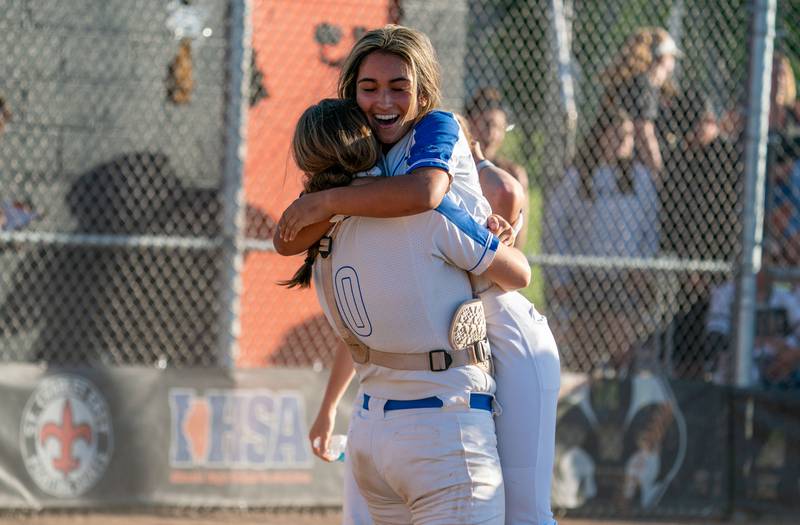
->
xmin=511 ymin=266 xmax=532 ymax=290
xmin=486 ymin=245 xmax=531 ymax=291
xmin=498 ymin=272 xmax=530 ymax=292
xmin=416 ymin=186 xmax=445 ymax=212
xmin=272 ymin=230 xmax=302 ymax=256
xmin=420 ymin=178 xmax=449 ymax=210
xmin=493 ymin=262 xmax=531 ymax=291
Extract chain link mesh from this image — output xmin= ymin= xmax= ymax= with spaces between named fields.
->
xmin=767 ymin=2 xmax=800 ymax=274
xmin=0 ymin=0 xmax=231 ymax=366
xmin=536 ymin=1 xmax=749 ymax=378
xmin=0 ymin=0 xmax=797 ymax=383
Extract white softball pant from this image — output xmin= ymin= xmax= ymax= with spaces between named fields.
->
xmin=347 ymin=393 xmax=505 ymax=525
xmin=342 ymin=289 xmax=560 ymax=525
xmin=484 ymin=289 xmax=560 ymax=525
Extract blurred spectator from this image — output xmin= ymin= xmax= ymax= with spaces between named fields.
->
xmin=1 ymin=200 xmax=38 ymax=232
xmin=766 ymin=54 xmax=800 ymax=267
xmin=769 ymin=53 xmax=799 ymax=140
xmin=658 ymin=90 xmax=743 ymax=378
xmin=544 ymin=108 xmax=659 ymax=373
xmin=661 ymin=90 xmax=742 ymax=261
xmin=0 ymin=95 xmax=39 ymax=232
xmin=714 ymin=53 xmax=798 ymax=146
xmin=0 ymin=95 xmax=10 ymax=135
xmin=465 ymin=87 xmax=530 ymax=248
xmin=767 ymin=135 xmax=800 ymax=267
xmin=621 ymin=403 xmax=676 ymax=509
xmin=705 ymin=249 xmax=800 ymax=389
xmin=455 ymin=114 xmax=526 ymax=242
xmin=600 ymin=27 xmax=681 ymax=174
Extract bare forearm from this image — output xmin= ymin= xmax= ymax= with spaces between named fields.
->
xmin=273 ymin=220 xmax=331 ymax=256
xmin=325 ymin=170 xmax=449 ymax=218
xmin=318 ymin=344 xmax=356 ymax=416
xmin=277 ymin=169 xmax=450 ymax=242
xmin=636 ymin=120 xmax=662 ymax=173
xmin=483 ymin=243 xmax=531 ymax=291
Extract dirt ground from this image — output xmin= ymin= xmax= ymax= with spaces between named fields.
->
xmin=0 ymin=511 xmax=793 ymax=525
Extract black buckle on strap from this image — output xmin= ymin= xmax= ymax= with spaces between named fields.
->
xmin=319 ymin=236 xmax=332 ymax=258
xmin=429 ymin=349 xmax=453 ymax=372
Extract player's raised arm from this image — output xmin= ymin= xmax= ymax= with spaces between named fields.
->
xmin=276 ymin=168 xmax=450 ymax=244
xmin=273 ymin=219 xmax=334 ymax=256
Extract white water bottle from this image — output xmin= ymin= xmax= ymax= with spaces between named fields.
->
xmin=325 ymin=434 xmax=347 ymax=462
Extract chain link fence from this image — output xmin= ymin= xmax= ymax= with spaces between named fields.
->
xmin=0 ymin=0 xmax=798 ymax=519
xmin=0 ymin=0 xmax=236 ymax=366
xmin=533 ymin=0 xmax=749 ymax=379
xmin=0 ymin=0 xmax=797 ymax=386
xmin=767 ymin=2 xmax=800 ymax=276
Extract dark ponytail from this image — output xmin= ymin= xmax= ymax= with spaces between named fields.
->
xmin=278 ymin=246 xmax=320 ymax=289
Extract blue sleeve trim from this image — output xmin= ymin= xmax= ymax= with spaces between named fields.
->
xmin=406 ymin=111 xmax=459 ymax=174
xmin=434 ymin=194 xmax=492 ymax=246
xmin=468 ymin=234 xmax=499 ymax=273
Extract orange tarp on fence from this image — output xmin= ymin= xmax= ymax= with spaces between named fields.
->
xmin=239 ymin=1 xmax=391 ymax=367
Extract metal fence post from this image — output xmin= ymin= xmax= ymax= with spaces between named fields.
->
xmin=733 ymin=0 xmax=776 ymax=387
xmin=217 ymin=0 xmax=252 ymax=367
xmin=549 ymin=0 xmax=577 ymax=161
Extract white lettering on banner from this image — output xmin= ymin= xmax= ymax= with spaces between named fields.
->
xmin=169 ymin=389 xmax=312 ymax=470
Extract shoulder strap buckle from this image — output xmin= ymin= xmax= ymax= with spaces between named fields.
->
xmin=318 ymin=236 xmax=332 ymax=258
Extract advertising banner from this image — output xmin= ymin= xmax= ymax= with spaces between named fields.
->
xmin=0 ymin=365 xmax=355 ymax=508
xmin=2 ymin=365 xmax=792 ymax=516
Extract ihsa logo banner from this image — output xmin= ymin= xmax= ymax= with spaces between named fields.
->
xmin=168 ymin=388 xmax=313 ymax=485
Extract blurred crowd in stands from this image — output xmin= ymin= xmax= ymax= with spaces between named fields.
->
xmin=541 ymin=28 xmax=800 ymax=389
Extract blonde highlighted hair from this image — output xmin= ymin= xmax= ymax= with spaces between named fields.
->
xmin=292 ymin=98 xmax=380 ymax=182
xmin=282 ymin=98 xmax=380 ymax=289
xmin=773 ymin=52 xmax=797 ymax=108
xmin=601 ymin=27 xmax=676 ymax=88
xmin=338 ymin=25 xmax=442 ymax=123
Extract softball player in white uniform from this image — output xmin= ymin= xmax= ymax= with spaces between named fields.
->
xmin=335 ymin=110 xmax=560 ymax=525
xmin=314 ymin=195 xmax=510 ymax=524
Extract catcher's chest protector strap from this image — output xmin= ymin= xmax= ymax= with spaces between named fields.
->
xmin=318 ymin=222 xmax=491 ymax=373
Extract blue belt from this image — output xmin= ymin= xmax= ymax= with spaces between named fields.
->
xmin=362 ymin=393 xmax=493 ymax=412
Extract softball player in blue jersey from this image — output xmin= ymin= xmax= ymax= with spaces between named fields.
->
xmin=286 ymin=98 xmax=537 ymax=524
xmin=276 ymin=25 xmax=560 ymax=525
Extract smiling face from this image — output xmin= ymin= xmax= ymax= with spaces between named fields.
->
xmin=470 ymin=108 xmax=508 ymax=158
xmin=355 ymin=51 xmax=420 ymax=147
